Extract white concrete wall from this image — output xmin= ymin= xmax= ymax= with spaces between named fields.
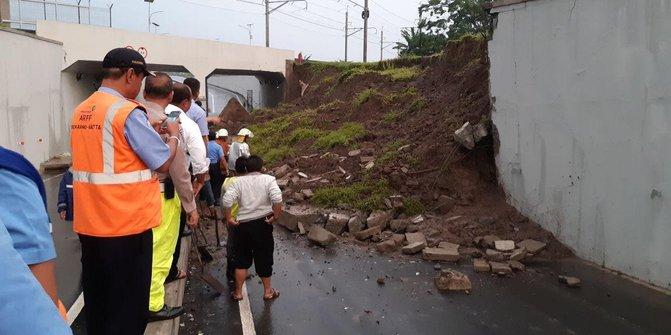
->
xmin=35 ymin=20 xmax=295 ymax=92
xmin=489 ymin=0 xmax=671 ymax=289
xmin=0 ymin=27 xmax=66 ymax=166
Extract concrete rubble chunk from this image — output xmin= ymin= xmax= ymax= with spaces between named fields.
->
xmin=509 ymin=248 xmax=527 ymax=261
xmin=438 ymin=241 xmax=460 ymax=251
xmin=434 ymin=269 xmax=472 ymax=292
xmin=485 ymin=249 xmax=506 ymax=262
xmin=376 ymin=239 xmax=398 ymax=253
xmin=389 ymin=219 xmax=410 ymax=233
xmin=473 ymin=258 xmax=490 ymax=273
xmin=558 ymin=275 xmax=581 ymax=288
xmin=454 ymin=122 xmax=475 ymax=150
xmin=364 ymin=161 xmax=375 ymax=170
xmin=354 ymin=226 xmax=381 ymax=241
xmin=423 ymin=244 xmax=460 ymax=262
xmin=508 ymin=260 xmax=525 ymax=271
xmin=307 ymin=226 xmax=337 ymax=247
xmin=406 ymin=224 xmax=422 ymax=233
xmin=360 ymin=156 xmax=374 ymax=163
xmin=490 ymin=261 xmax=512 ymax=275
xmin=391 ymin=234 xmax=406 ymax=246
xmin=517 ymin=239 xmax=547 ymax=254
xmin=405 ymin=232 xmax=427 ymax=245
xmin=274 ymin=164 xmax=292 ymax=178
xmin=277 ymin=211 xmax=300 ymax=232
xmin=298 ymin=222 xmax=307 ymax=235
xmin=436 ymin=195 xmax=457 ymax=214
xmin=472 ymin=122 xmax=488 ymax=143
xmin=348 ymin=149 xmax=361 ymax=156
xmin=481 ymin=235 xmax=501 ymax=248
xmin=494 ymin=240 xmax=515 ymax=252
xmin=298 ymin=172 xmax=308 ymax=178
xmin=411 ymin=215 xmax=425 ymax=224
xmin=366 ymin=211 xmax=392 ymax=230
xmin=276 ymin=178 xmax=290 ymax=189
xmin=300 ymin=189 xmax=314 ymax=198
xmin=325 ymin=213 xmax=350 ymax=235
xmin=347 ymin=212 xmax=367 ymax=233
xmin=402 ymin=241 xmax=427 ymax=254
xmin=460 ymin=247 xmax=483 ymax=258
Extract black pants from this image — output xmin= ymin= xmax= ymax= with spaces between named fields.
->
xmin=230 ymin=217 xmax=274 ymax=278
xmin=79 ymin=230 xmax=153 ymax=335
xmin=168 ymin=209 xmax=187 ymax=281
xmin=209 ymin=163 xmax=224 ymax=205
xmin=226 ymin=225 xmax=235 ymax=283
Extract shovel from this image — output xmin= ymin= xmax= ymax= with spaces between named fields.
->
xmin=191 ymin=235 xmax=227 ymax=295
xmin=194 ymin=227 xmax=214 ymax=263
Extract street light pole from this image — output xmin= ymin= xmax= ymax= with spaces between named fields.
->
xmin=144 ymin=0 xmax=154 ymax=32
xmin=362 ymin=0 xmax=369 ymax=62
xmin=264 ymin=0 xmax=307 ymax=48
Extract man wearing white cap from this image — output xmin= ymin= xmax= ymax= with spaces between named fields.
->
xmin=215 ymin=129 xmax=230 ymax=162
xmin=228 ymin=128 xmax=253 ymax=175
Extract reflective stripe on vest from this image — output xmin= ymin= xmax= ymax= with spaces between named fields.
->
xmin=72 ymin=169 xmax=153 ymax=185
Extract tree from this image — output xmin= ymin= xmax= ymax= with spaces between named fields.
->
xmin=418 ymin=0 xmax=492 ymax=40
xmin=394 ymin=28 xmax=448 ymax=57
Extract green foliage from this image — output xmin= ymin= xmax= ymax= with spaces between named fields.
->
xmin=249 ymin=110 xmax=318 ymax=164
xmin=313 ymin=122 xmax=366 ymax=149
xmin=409 ymin=98 xmax=428 ymax=113
xmin=394 ymin=27 xmax=449 ymax=57
xmin=383 ymin=110 xmax=402 ymax=124
xmin=263 ymin=146 xmax=295 ymax=163
xmin=288 ymin=127 xmax=323 ymax=144
xmin=338 ymin=67 xmax=376 ymax=83
xmin=379 ymin=66 xmax=422 ymax=81
xmin=313 ymin=180 xmax=392 ymax=211
xmin=418 ymin=0 xmax=493 ymax=41
xmin=383 ymin=86 xmax=419 ymax=104
xmin=403 ymin=198 xmax=426 ymax=216
xmin=353 ymin=88 xmax=379 ymax=107
xmin=376 ymin=140 xmax=408 ymax=165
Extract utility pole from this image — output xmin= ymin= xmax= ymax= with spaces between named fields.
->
xmin=380 ymin=28 xmax=383 ymax=61
xmin=144 ymin=0 xmax=155 ymax=32
xmin=239 ymin=23 xmax=254 ymax=45
xmin=362 ymin=0 xmax=369 ymax=62
xmin=344 ymin=10 xmax=348 ymax=62
xmin=264 ymin=0 xmax=307 ymax=48
xmin=345 ymin=10 xmax=377 ymax=62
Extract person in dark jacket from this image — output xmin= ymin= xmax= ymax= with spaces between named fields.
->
xmin=57 ymin=169 xmax=74 ymax=221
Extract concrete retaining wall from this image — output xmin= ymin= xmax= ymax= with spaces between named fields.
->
xmin=489 ymin=0 xmax=671 ymax=289
xmin=0 ymin=27 xmax=67 ymax=166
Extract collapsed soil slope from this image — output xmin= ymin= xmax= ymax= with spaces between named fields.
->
xmin=238 ymin=38 xmax=570 ymax=259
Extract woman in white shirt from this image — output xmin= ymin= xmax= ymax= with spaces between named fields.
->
xmin=222 ymin=155 xmax=283 ymax=301
xmin=228 ymin=128 xmax=253 ymax=175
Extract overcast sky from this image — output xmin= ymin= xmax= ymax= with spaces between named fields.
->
xmin=81 ymin=0 xmax=422 ymax=61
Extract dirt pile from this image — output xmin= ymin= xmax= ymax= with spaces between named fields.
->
xmin=236 ymin=37 xmax=571 ymax=260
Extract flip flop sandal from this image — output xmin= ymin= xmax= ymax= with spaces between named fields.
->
xmin=263 ymin=289 xmax=280 ymax=301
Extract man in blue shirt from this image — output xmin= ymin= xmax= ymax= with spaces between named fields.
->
xmin=207 ymin=131 xmax=226 ymax=206
xmin=183 ymin=78 xmax=209 ymax=152
xmin=0 ymin=146 xmax=71 ymax=334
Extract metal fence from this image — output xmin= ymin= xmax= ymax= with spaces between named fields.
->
xmin=4 ymin=0 xmax=112 ymax=30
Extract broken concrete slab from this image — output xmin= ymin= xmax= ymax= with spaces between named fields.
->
xmin=509 ymin=248 xmax=527 ymax=261
xmin=401 ymin=241 xmax=426 ymax=255
xmin=473 ymin=258 xmax=490 ymax=273
xmin=494 ymin=240 xmax=515 ymax=252
xmin=406 ymin=224 xmax=422 ymax=233
xmin=460 ymin=247 xmax=483 ymax=258
xmin=360 ymin=156 xmax=374 ymax=163
xmin=298 ymin=222 xmax=307 ymax=235
xmin=434 ymin=269 xmax=472 ymax=292
xmin=274 ymin=164 xmax=292 ymax=178
xmin=481 ymin=235 xmax=501 ymax=248
xmin=307 ymin=226 xmax=337 ymax=247
xmin=364 ymin=161 xmax=375 ymax=170
xmin=325 ymin=213 xmax=350 ymax=235
xmin=405 ymin=232 xmax=427 ymax=245
xmin=508 ymin=260 xmax=525 ymax=271
xmin=300 ymin=189 xmax=314 ymax=198
xmin=490 ymin=261 xmax=512 ymax=275
xmin=517 ymin=239 xmax=547 ymax=254
xmin=410 ymin=215 xmax=425 ymax=224
xmin=348 ymin=149 xmax=361 ymax=156
xmin=297 ymin=172 xmax=309 ymax=178
xmin=454 ymin=122 xmax=475 ymax=150
xmin=347 ymin=212 xmax=367 ymax=233
xmin=472 ymin=122 xmax=488 ymax=143
xmin=423 ymin=246 xmax=460 ymax=262
xmin=367 ymin=211 xmax=392 ymax=230
xmin=438 ymin=241 xmax=460 ymax=251
xmin=559 ymin=275 xmax=581 ymax=288
xmin=376 ymin=239 xmax=398 ymax=253
xmin=391 ymin=234 xmax=406 ymax=246
xmin=277 ymin=211 xmax=300 ymax=232
xmin=485 ymin=249 xmax=506 ymax=262
xmin=354 ymin=226 xmax=381 ymax=241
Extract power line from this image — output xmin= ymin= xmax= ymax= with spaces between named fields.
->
xmin=276 ymin=10 xmax=342 ymax=31
xmin=370 ymin=0 xmax=414 ymax=24
xmin=178 ymin=0 xmax=263 ymax=15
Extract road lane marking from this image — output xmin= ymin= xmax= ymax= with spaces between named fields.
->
xmin=239 ymin=282 xmax=256 ymax=335
xmin=67 ymin=292 xmax=85 ymax=326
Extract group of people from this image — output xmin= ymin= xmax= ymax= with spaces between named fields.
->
xmin=0 ymin=47 xmax=284 ymax=335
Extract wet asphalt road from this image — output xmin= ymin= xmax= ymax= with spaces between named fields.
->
xmin=183 ymin=227 xmax=671 ymax=335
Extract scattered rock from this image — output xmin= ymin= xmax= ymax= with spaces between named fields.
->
xmin=376 ymin=239 xmax=398 ymax=253
xmin=485 ymin=249 xmax=506 ymax=262
xmin=307 ymin=226 xmax=337 ymax=247
xmin=364 ymin=161 xmax=375 ymax=170
xmin=558 ymin=275 xmax=581 ymax=288
xmin=367 ymin=211 xmax=392 ymax=230
xmin=402 ymin=241 xmax=427 ymax=254
xmin=481 ymin=235 xmax=501 ymax=248
xmin=347 ymin=212 xmax=367 ymax=234
xmin=438 ymin=241 xmax=460 ymax=250
xmin=473 ymin=258 xmax=490 ymax=272
xmin=410 ymin=215 xmax=425 ymax=224
xmin=348 ymin=149 xmax=361 ymax=157
xmin=517 ymin=239 xmax=547 ymax=254
xmin=325 ymin=213 xmax=350 ymax=235
xmin=490 ymin=261 xmax=512 ymax=275
xmin=406 ymin=224 xmax=422 ymax=233
xmin=354 ymin=226 xmax=382 ymax=241
xmin=300 ymin=189 xmax=314 ymax=198
xmin=405 ymin=232 xmax=427 ymax=245
xmin=274 ymin=164 xmax=292 ymax=178
xmin=391 ymin=234 xmax=406 ymax=246
xmin=509 ymin=248 xmax=527 ymax=261
xmin=494 ymin=240 xmax=515 ymax=252
xmin=377 ymin=277 xmax=385 ymax=285
xmin=298 ymin=222 xmax=307 ymax=235
xmin=276 ymin=178 xmax=290 ymax=188
xmin=434 ymin=269 xmax=472 ymax=292
xmin=508 ymin=260 xmax=525 ymax=271
xmin=360 ymin=156 xmax=374 ymax=163
xmin=454 ymin=122 xmax=475 ymax=150
xmin=277 ymin=211 xmax=300 ymax=232
xmin=389 ymin=219 xmax=410 ymax=233
xmin=478 ymin=216 xmax=495 ymax=225
xmin=472 ymin=122 xmax=488 ymax=142
xmin=297 ymin=172 xmax=308 ymax=178
xmin=423 ymin=243 xmax=460 ymax=262
xmin=436 ymin=195 xmax=457 ymax=214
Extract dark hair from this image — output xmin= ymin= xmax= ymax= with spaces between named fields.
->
xmin=171 ymin=82 xmax=192 ymax=105
xmin=195 ymin=100 xmax=203 ymax=107
xmin=234 ymin=157 xmax=248 ymax=174
xmin=245 ymin=155 xmax=263 ymax=173
xmin=183 ymin=77 xmax=200 ymax=95
xmin=101 ymin=67 xmax=141 ymax=80
xmin=144 ymin=72 xmax=173 ymax=98
xmin=208 ymin=131 xmax=216 ymax=141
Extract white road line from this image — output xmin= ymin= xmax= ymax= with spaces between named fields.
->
xmin=239 ymin=282 xmax=256 ymax=335
xmin=66 ymin=292 xmax=85 ymax=326
xmin=42 ymin=172 xmax=65 ymax=182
